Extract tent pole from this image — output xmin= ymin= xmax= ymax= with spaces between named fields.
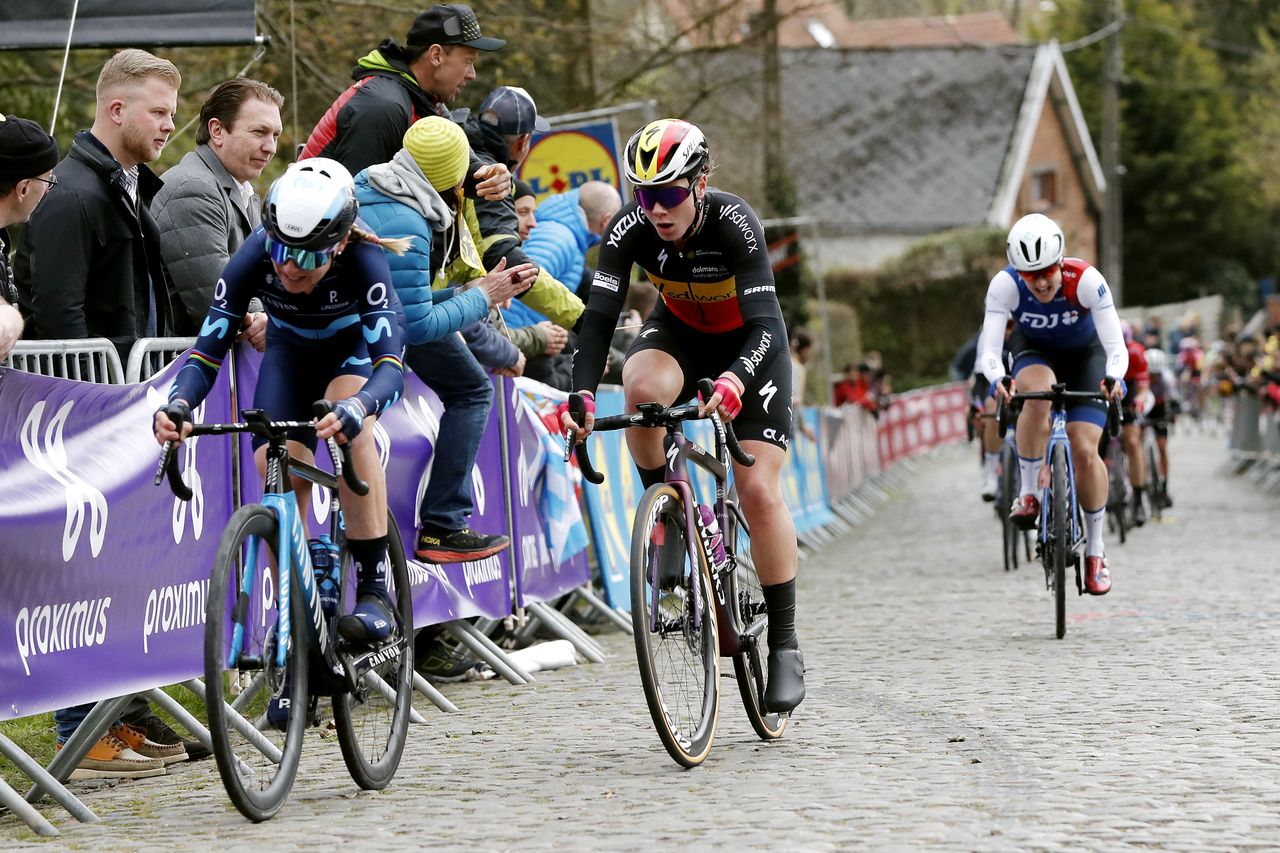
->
xmin=50 ymin=0 xmax=83 ymax=133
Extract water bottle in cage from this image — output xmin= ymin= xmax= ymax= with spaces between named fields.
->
xmin=695 ymin=504 xmax=727 ymax=570
xmin=308 ymin=535 xmax=341 ymax=617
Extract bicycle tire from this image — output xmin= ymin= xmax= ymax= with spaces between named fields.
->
xmin=630 ymin=483 xmax=720 ymax=767
xmin=1050 ymin=445 xmax=1070 ymax=639
xmin=1145 ymin=442 xmax=1164 ymax=522
xmin=205 ymin=504 xmax=309 ymax=822
xmin=333 ymin=514 xmax=415 ymax=790
xmin=723 ymin=495 xmax=786 ymax=741
xmin=1106 ymin=443 xmax=1128 ymax=544
xmin=999 ymin=443 xmax=1019 ymax=572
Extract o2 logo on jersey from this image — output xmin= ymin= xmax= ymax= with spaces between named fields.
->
xmin=367 ymin=281 xmax=388 ymax=308
xmin=1021 ymin=310 xmax=1080 ymax=331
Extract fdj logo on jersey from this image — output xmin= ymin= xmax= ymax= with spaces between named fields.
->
xmin=1020 ymin=311 xmax=1080 ymax=331
xmin=522 ymin=124 xmax=621 ymax=199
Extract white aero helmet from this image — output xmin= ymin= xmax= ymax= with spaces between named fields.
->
xmin=1006 ymin=213 xmax=1065 ymax=272
xmin=1144 ymin=347 xmax=1169 ymax=375
xmin=263 ymin=158 xmax=358 ymax=251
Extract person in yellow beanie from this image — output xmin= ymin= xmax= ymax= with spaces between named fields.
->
xmin=353 ymin=115 xmax=536 ymax=563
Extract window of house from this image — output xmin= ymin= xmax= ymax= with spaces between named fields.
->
xmin=1031 ymin=168 xmax=1057 ymax=209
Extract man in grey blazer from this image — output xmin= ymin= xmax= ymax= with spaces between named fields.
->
xmin=153 ymin=77 xmax=281 ymax=341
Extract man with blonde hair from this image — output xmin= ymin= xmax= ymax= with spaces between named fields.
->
xmin=16 ymin=48 xmax=181 ymax=363
xmin=15 ymin=48 xmax=194 ymax=778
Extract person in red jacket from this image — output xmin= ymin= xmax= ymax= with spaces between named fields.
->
xmin=833 ymin=362 xmax=872 ymax=407
xmin=1120 ymin=320 xmax=1152 ymax=525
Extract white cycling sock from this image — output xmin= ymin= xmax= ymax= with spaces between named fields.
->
xmin=984 ymin=452 xmax=1000 ymax=475
xmin=1018 ymin=455 xmax=1041 ymax=498
xmin=1083 ymin=505 xmax=1106 ymax=557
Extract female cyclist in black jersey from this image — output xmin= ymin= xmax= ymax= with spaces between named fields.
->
xmin=154 ymin=158 xmax=408 ymax=644
xmin=562 ymin=119 xmax=805 ymax=712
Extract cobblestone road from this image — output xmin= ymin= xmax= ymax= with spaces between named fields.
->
xmin=8 ymin=430 xmax=1279 ymax=850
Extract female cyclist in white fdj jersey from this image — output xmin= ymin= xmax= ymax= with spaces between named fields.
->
xmin=978 ymin=213 xmax=1128 ymax=595
xmin=154 ymin=158 xmax=408 ymax=642
xmin=561 ymin=118 xmax=804 ymax=712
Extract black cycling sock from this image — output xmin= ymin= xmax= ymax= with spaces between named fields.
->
xmin=762 ymin=578 xmax=799 ymax=651
xmin=637 ymin=464 xmax=666 ymax=490
xmin=348 ymin=536 xmax=389 ymax=593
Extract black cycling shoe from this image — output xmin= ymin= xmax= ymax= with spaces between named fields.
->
xmin=764 ymin=647 xmax=806 ymax=713
xmin=1132 ymin=494 xmax=1148 ymax=527
xmin=338 ymin=590 xmax=397 ymax=643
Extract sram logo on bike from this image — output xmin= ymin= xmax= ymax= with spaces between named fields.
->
xmin=143 ymin=579 xmax=209 ymax=654
xmin=14 ymin=597 xmax=111 ymax=676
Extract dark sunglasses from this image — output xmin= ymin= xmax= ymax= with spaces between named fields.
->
xmin=634 ymin=184 xmax=692 ymax=211
xmin=265 ymin=236 xmax=337 ymax=271
xmin=1019 ymin=263 xmax=1059 ymax=281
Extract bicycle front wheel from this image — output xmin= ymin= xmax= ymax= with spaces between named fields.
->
xmin=999 ymin=442 xmax=1019 ymax=572
xmin=1145 ymin=441 xmax=1164 ymax=521
xmin=1049 ymin=445 xmax=1070 ymax=639
xmin=723 ymin=496 xmax=787 ymax=741
xmin=205 ymin=504 xmax=309 ymax=822
xmin=1106 ymin=444 xmax=1128 ymax=544
xmin=334 ymin=515 xmax=415 ymax=790
xmin=630 ymin=483 xmax=720 ymax=767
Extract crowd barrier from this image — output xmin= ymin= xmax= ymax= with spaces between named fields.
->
xmin=1224 ymin=390 xmax=1280 ymax=494
xmin=0 ymin=337 xmax=970 ymax=835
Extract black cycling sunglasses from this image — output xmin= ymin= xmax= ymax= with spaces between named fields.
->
xmin=634 ymin=184 xmax=692 ymax=211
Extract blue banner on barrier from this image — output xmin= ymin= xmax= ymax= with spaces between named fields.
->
xmin=783 ymin=408 xmax=837 ymax=533
xmin=578 ymin=388 xmax=642 ymax=611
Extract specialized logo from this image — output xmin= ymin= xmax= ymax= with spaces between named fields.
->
xmin=143 ymin=579 xmax=209 ymax=653
xmin=719 ymin=203 xmax=759 ymax=254
xmin=657 ymin=248 xmax=669 ymax=274
xmin=21 ymin=400 xmax=108 ymax=561
xmin=737 ymin=330 xmax=773 ymax=377
xmin=666 ymin=442 xmax=680 ymax=470
xmin=15 ymin=597 xmax=111 ymax=676
xmin=592 ymin=270 xmax=621 ymax=293
xmin=758 ymin=379 xmax=778 ymax=413
xmin=640 ymin=327 xmax=659 ymax=338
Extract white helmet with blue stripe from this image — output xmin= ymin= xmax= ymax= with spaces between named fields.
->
xmin=1006 ymin=213 xmax=1065 ymax=272
xmin=262 ymin=158 xmax=358 ymax=251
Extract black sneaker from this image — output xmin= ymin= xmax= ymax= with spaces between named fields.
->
xmin=119 ymin=709 xmax=212 ymax=762
xmin=416 ymin=524 xmax=510 ymax=563
xmin=413 ymin=631 xmax=478 ymax=682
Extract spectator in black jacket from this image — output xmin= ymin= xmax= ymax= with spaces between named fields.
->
xmin=300 ymin=3 xmax=509 ymax=200
xmin=15 ymin=49 xmax=180 ymax=364
xmin=0 ymin=113 xmax=58 ymax=359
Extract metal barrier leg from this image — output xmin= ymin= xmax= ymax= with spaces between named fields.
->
xmin=571 ymin=585 xmax=633 ymax=634
xmin=527 ymin=601 xmax=606 ymax=664
xmin=0 ymin=732 xmax=96 ymax=827
xmin=145 ymin=686 xmax=215 ymax=757
xmin=444 ymin=620 xmax=535 ymax=685
xmin=0 ymin=776 xmax=58 ymax=836
xmin=360 ymin=672 xmax=428 ymax=724
xmin=27 ymin=695 xmax=132 ymax=803
xmin=182 ymin=678 xmax=282 ymax=763
xmin=412 ymin=673 xmax=460 ymax=713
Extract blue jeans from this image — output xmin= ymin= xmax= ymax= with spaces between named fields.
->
xmin=404 ymin=333 xmax=493 ymax=531
xmin=54 ymin=695 xmax=149 ymax=744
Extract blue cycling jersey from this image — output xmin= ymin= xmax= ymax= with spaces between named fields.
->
xmin=169 ymin=228 xmax=405 ymax=417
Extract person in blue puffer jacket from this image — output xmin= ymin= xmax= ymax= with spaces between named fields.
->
xmin=520 ymin=181 xmax=620 ymax=300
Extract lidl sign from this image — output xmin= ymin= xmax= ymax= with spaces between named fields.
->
xmin=521 ymin=120 xmax=621 ymax=201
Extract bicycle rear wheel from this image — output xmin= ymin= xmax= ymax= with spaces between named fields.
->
xmin=999 ymin=442 xmax=1019 ymax=572
xmin=333 ymin=515 xmax=415 ymax=790
xmin=723 ymin=496 xmax=787 ymax=740
xmin=1049 ymin=445 xmax=1070 ymax=639
xmin=205 ymin=504 xmax=309 ymax=822
xmin=1145 ymin=441 xmax=1164 ymax=522
xmin=1106 ymin=443 xmax=1128 ymax=544
xmin=630 ymin=483 xmax=720 ymax=767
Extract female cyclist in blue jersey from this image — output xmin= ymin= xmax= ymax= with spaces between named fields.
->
xmin=978 ymin=213 xmax=1128 ymax=595
xmin=154 ymin=158 xmax=409 ymax=643
xmin=561 ymin=118 xmax=804 ymax=713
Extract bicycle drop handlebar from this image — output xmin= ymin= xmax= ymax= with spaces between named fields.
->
xmin=154 ymin=402 xmax=369 ymax=501
xmin=996 ymin=377 xmax=1122 ymax=438
xmin=566 ymin=378 xmax=755 ymax=486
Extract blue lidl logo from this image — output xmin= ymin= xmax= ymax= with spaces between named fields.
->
xmin=521 ymin=121 xmax=621 ymax=200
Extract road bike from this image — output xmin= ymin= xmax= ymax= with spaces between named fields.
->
xmin=998 ymin=382 xmax=1119 ymax=639
xmin=566 ymin=379 xmax=786 ymax=767
xmin=1102 ymin=429 xmax=1131 ymax=543
xmin=157 ymin=405 xmax=414 ymax=821
xmin=991 ymin=414 xmax=1032 ymax=573
xmin=1139 ymin=412 xmax=1171 ymax=521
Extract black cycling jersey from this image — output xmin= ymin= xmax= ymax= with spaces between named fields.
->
xmin=572 ymin=189 xmax=787 ymax=397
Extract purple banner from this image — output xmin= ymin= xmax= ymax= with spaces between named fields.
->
xmin=0 ymin=360 xmax=234 ymax=721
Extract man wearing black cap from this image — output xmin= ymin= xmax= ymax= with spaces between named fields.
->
xmin=0 ymin=113 xmax=58 ymax=359
xmin=301 ymin=3 xmax=510 ymax=199
xmin=457 ymin=85 xmax=584 ymax=331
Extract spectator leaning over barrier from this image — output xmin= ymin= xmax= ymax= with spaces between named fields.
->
xmin=355 ymin=116 xmax=533 ymax=562
xmin=15 ymin=49 xmax=180 ymax=366
xmin=0 ymin=113 xmax=58 ymax=359
xmin=152 ymin=77 xmax=282 ymax=343
xmin=14 ymin=50 xmax=204 ymax=779
xmin=459 ymin=84 xmax=585 ymax=330
xmin=300 ymin=3 xmax=510 ymax=202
